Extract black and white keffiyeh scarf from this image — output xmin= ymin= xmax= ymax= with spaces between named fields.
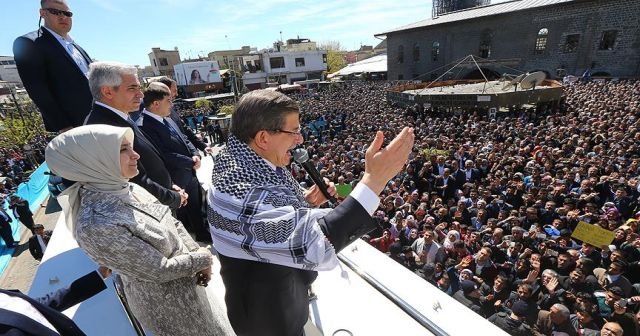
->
xmin=207 ymin=135 xmax=337 ymax=271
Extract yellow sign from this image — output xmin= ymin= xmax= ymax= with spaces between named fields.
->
xmin=571 ymin=221 xmax=615 ymax=248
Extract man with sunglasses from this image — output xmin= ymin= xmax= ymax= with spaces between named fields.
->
xmin=13 ymin=0 xmax=93 ymax=133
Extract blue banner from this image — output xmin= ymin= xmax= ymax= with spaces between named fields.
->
xmin=0 ymin=163 xmax=51 ymax=275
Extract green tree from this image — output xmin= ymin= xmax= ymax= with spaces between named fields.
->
xmin=194 ymin=98 xmax=212 ymax=110
xmin=319 ymin=40 xmax=347 ymax=74
xmin=326 ymin=50 xmax=346 ymax=74
xmin=0 ymin=95 xmax=47 ymax=149
xmin=219 ymin=105 xmax=234 ymax=115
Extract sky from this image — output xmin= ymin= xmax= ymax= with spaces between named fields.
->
xmin=1 ymin=0 xmax=510 ymax=67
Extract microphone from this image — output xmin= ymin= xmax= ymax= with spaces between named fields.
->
xmin=291 ymin=148 xmax=337 ymax=207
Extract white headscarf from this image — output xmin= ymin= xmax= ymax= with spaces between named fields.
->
xmin=443 ymin=230 xmax=460 ymax=250
xmin=45 ymin=124 xmax=134 ymax=236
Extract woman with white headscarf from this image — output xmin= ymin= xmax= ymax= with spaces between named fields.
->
xmin=46 ymin=125 xmax=235 ymax=336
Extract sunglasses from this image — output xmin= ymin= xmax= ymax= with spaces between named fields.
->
xmin=43 ymin=7 xmax=73 ymax=17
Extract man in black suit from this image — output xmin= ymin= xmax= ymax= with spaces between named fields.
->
xmin=432 ymin=155 xmax=449 ymax=176
xmin=152 ymin=77 xmax=213 ymax=154
xmin=13 ymin=0 xmax=93 ymax=133
xmin=0 ymin=207 xmax=17 ymax=248
xmin=9 ymin=195 xmax=35 ymax=234
xmin=0 ymin=268 xmax=109 ymax=335
xmin=84 ymin=61 xmax=187 ymax=210
xmin=139 ymin=83 xmax=210 ymax=242
xmin=208 ymin=89 xmax=415 ymax=336
xmin=28 ymin=224 xmax=51 ymax=261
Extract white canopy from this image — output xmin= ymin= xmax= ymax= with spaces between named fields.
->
xmin=328 ymin=54 xmax=387 ymax=78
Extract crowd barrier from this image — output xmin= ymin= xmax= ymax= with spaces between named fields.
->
xmin=0 ymin=162 xmax=51 ymax=276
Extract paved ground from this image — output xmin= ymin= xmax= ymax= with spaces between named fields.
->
xmin=0 ymin=197 xmax=62 ymax=292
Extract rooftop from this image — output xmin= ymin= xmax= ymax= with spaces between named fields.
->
xmin=376 ymin=0 xmax=575 ymax=36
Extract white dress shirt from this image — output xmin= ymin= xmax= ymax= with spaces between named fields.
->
xmin=43 ymin=26 xmax=90 ymax=76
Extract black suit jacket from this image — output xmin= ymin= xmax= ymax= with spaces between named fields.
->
xmin=0 ymin=271 xmax=106 ymax=336
xmin=28 ymin=231 xmax=52 ymax=261
xmin=219 ymin=196 xmax=378 ymax=336
xmin=170 ymin=110 xmax=208 ymax=151
xmin=13 ymin=28 xmax=93 ymax=132
xmin=85 ymin=103 xmax=181 ymax=209
xmin=138 ymin=113 xmax=199 ymax=188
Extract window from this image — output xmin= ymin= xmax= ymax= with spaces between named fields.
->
xmin=479 ymin=29 xmax=492 ymax=58
xmin=295 ymin=57 xmax=306 ymax=67
xmin=479 ymin=44 xmax=491 ymax=58
xmin=153 ymin=59 xmax=157 ymax=67
xmin=413 ymin=44 xmax=420 ymax=62
xmin=564 ymin=34 xmax=580 ymax=53
xmin=599 ymin=30 xmax=618 ymax=50
xmin=322 ymin=54 xmax=327 ymax=63
xmin=159 ymin=57 xmax=169 ymax=66
xmin=398 ymin=45 xmax=404 ymax=64
xmin=270 ymin=57 xmax=285 ymax=69
xmin=432 ymin=42 xmax=440 ymax=61
xmin=534 ymin=28 xmax=548 ymax=54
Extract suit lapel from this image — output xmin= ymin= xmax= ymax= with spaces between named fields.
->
xmin=41 ymin=28 xmax=86 ymax=78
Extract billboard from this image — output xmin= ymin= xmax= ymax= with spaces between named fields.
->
xmin=173 ymin=61 xmax=221 ymax=86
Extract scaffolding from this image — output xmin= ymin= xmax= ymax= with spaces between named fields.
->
xmin=432 ymin=0 xmax=490 ymax=17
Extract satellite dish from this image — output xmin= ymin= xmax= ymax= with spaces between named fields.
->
xmin=501 ymin=73 xmax=526 ymax=91
xmin=520 ymin=71 xmax=546 ymax=90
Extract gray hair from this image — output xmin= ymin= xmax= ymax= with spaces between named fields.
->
xmin=542 ymin=269 xmax=559 ymax=279
xmin=88 ymin=61 xmax=138 ymax=101
xmin=551 ymin=303 xmax=570 ymax=318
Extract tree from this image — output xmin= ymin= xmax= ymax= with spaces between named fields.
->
xmin=219 ymin=105 xmax=234 ymax=115
xmin=326 ymin=50 xmax=346 ymax=74
xmin=0 ymin=94 xmax=47 ymax=149
xmin=194 ymin=98 xmax=212 ymax=110
xmin=319 ymin=40 xmax=347 ymax=74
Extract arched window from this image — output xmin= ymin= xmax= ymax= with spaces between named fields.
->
xmin=432 ymin=42 xmax=440 ymax=61
xmin=413 ymin=44 xmax=420 ymax=62
xmin=398 ymin=45 xmax=404 ymax=64
xmin=534 ymin=28 xmax=548 ymax=54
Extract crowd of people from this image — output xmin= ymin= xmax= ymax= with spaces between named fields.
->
xmin=289 ymin=79 xmax=640 ymax=335
xmin=0 ymin=134 xmax=49 ymax=198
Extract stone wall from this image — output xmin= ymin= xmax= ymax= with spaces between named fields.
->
xmin=387 ymin=0 xmax=640 ymax=80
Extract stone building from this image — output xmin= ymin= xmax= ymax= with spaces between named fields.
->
xmin=376 ymin=0 xmax=640 ymax=81
xmin=148 ymin=47 xmax=181 ymax=77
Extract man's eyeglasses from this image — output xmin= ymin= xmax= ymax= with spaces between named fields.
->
xmin=271 ymin=128 xmax=302 ymax=136
xmin=43 ymin=8 xmax=73 ymax=17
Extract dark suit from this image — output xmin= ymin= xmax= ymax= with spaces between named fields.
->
xmin=170 ymin=111 xmax=208 ymax=151
xmin=0 ymin=271 xmax=106 ymax=335
xmin=451 ymin=169 xmax=466 ymax=190
xmin=434 ymin=175 xmax=457 ymax=201
xmin=84 ymin=103 xmax=181 ymax=209
xmin=139 ymin=112 xmax=208 ymax=239
xmin=13 ymin=28 xmax=92 ymax=132
xmin=0 ymin=210 xmax=15 ymax=247
xmin=220 ymin=196 xmax=377 ymax=336
xmin=28 ymin=230 xmax=52 ymax=261
xmin=10 ymin=199 xmax=34 ymax=233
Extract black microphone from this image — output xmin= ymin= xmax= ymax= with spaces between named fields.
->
xmin=291 ymin=148 xmax=337 ymax=207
